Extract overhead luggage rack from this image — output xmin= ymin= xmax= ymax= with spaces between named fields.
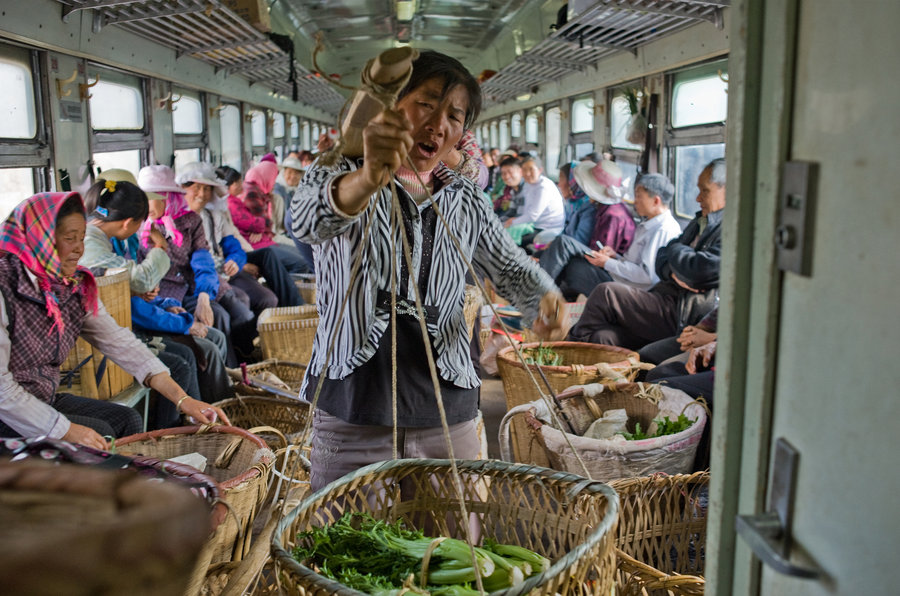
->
xmin=54 ymin=0 xmax=346 ymax=114
xmin=481 ymin=0 xmax=730 ymax=105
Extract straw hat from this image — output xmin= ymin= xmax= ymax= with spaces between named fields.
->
xmin=573 ymin=160 xmax=625 ymax=205
xmin=175 ymin=162 xmax=227 ymax=189
xmin=96 ymin=169 xmax=137 ymax=185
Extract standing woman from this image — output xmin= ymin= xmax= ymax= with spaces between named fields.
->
xmin=291 ymin=50 xmax=567 ymax=491
xmin=0 ymin=192 xmax=229 ymax=449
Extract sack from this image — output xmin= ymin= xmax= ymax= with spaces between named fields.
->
xmin=479 ymin=331 xmax=519 ymax=376
xmin=626 ymin=113 xmax=648 ymax=146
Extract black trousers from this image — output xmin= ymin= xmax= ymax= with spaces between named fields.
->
xmin=0 ymin=393 xmax=142 ymax=439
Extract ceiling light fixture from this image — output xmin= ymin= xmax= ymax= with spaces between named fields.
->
xmin=396 ymin=0 xmax=417 ymax=22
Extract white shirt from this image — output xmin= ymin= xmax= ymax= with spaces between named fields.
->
xmin=511 ymin=175 xmax=566 ymax=233
xmin=0 ymin=269 xmax=169 ymax=439
xmin=604 ymin=210 xmax=683 ymax=289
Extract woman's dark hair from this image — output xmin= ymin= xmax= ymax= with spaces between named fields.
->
xmin=56 ymin=193 xmax=86 ymax=224
xmin=398 ymin=50 xmax=482 ymax=130
xmin=83 ymin=180 xmax=149 ymax=223
xmin=216 ymin=165 xmax=242 ymax=186
xmin=559 ymin=162 xmax=572 ymax=180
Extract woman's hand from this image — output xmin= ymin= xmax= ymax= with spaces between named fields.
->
xmin=243 ymin=263 xmax=260 ymax=277
xmin=223 ymin=259 xmax=239 ymax=277
xmin=177 ymin=396 xmax=232 ymax=426
xmin=195 ymin=293 xmax=214 ymax=327
xmin=149 ymin=226 xmax=169 ymax=250
xmin=686 ymin=341 xmax=717 ymax=374
xmin=248 ymin=233 xmax=263 ymax=244
xmin=530 ymin=291 xmax=569 ymax=341
xmin=360 ymin=108 xmax=415 ymax=190
xmin=677 ymin=326 xmax=717 ymax=352
xmin=188 ymin=321 xmax=208 ymax=338
xmin=63 ymin=423 xmax=109 ymax=451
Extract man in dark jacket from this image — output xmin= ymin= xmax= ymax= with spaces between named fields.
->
xmin=567 ymin=158 xmax=725 ymax=350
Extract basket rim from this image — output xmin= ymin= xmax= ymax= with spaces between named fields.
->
xmin=497 ymin=341 xmax=639 ymax=373
xmin=271 ymin=457 xmax=619 ymax=595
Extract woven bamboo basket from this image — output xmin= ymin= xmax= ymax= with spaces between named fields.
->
xmin=610 ymin=472 xmax=709 ymax=595
xmin=462 ymin=283 xmax=481 ymax=339
xmin=231 ymin=359 xmax=307 ymax=398
xmin=257 ymin=306 xmax=319 ymax=364
xmin=214 ymin=395 xmax=311 ymax=448
xmin=294 ymin=279 xmax=316 ymax=305
xmin=0 ymin=459 xmax=210 ymax=596
xmin=496 ymin=341 xmax=640 ymax=466
xmin=59 ymin=268 xmax=134 ymax=399
xmin=115 ymin=424 xmax=274 ymax=596
xmin=271 ymin=458 xmax=619 ymax=595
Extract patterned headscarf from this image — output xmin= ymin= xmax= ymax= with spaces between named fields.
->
xmin=138 ymin=190 xmax=187 ymax=249
xmin=567 ymin=161 xmax=590 ymax=210
xmin=0 ymin=192 xmax=98 ymax=335
xmin=243 ymin=161 xmax=278 ymax=196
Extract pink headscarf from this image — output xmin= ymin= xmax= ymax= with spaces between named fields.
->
xmin=0 ymin=192 xmax=98 ymax=336
xmin=243 ymin=162 xmax=278 ymax=196
xmin=138 ymin=190 xmax=188 ymax=249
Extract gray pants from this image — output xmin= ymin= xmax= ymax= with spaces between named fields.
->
xmin=310 ymin=409 xmax=482 ymax=492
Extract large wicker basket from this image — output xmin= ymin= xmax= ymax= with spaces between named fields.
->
xmin=257 ymin=306 xmax=319 ymax=364
xmin=0 ymin=459 xmax=210 ymax=596
xmin=611 ymin=472 xmax=709 ymax=595
xmin=214 ymin=395 xmax=311 ymax=448
xmin=115 ymin=424 xmax=274 ymax=595
xmin=231 ymin=359 xmax=307 ymax=398
xmin=59 ymin=268 xmax=134 ymax=399
xmin=294 ymin=278 xmax=316 ymax=305
xmin=271 ymin=458 xmax=620 ymax=595
xmin=496 ymin=341 xmax=639 ymax=466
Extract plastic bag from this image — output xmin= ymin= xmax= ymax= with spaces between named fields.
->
xmin=479 ymin=331 xmax=519 ymax=376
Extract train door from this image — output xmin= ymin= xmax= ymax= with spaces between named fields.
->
xmin=709 ymin=1 xmax=900 ymax=594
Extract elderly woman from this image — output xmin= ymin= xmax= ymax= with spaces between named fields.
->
xmin=0 ymin=192 xmax=229 ymax=450
xmin=291 ymin=50 xmax=566 ymax=491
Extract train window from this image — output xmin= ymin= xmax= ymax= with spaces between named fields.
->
xmin=289 ymin=116 xmax=299 ymax=150
xmin=0 ymin=55 xmax=37 ymax=139
xmin=93 ymin=150 xmax=142 ymax=178
xmin=672 ymin=143 xmax=725 ymax=217
xmin=671 ymin=63 xmax=728 ymax=128
xmin=510 ymin=114 xmax=522 ymax=139
xmin=610 ymin=94 xmax=642 ymax=151
xmin=301 ymin=121 xmax=310 ymax=150
xmin=172 ymin=92 xmax=202 ymax=135
xmin=249 ymin=110 xmax=266 ymax=146
xmin=545 ymin=107 xmax=561 ymax=178
xmin=219 ymin=104 xmax=241 ymax=171
xmin=173 ymin=149 xmax=201 ymax=174
xmin=525 ymin=113 xmax=539 ymax=144
xmin=574 ymin=142 xmax=594 ymax=161
xmin=499 ymin=119 xmax=510 ymax=150
xmin=312 ymin=124 xmax=321 ymax=144
xmin=0 ymin=168 xmax=35 ymax=220
xmin=88 ymin=71 xmax=144 ymax=131
xmin=272 ymin=113 xmax=285 ymax=139
xmin=489 ymin=121 xmax=498 ymax=149
xmin=571 ymin=97 xmax=594 ymax=134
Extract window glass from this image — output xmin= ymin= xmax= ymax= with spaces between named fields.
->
xmin=0 ymin=168 xmax=35 ymax=220
xmin=574 ymin=142 xmax=594 ymax=161
xmin=510 ymin=113 xmax=522 ymax=139
xmin=525 ymin=113 xmax=539 ymax=144
xmin=89 ymin=75 xmax=143 ymax=130
xmin=617 ymin=159 xmax=639 ymax=202
xmin=499 ymin=119 xmax=510 ymax=150
xmin=0 ymin=57 xmax=36 ymax=139
xmin=173 ymin=148 xmax=201 ymax=174
xmin=571 ymin=97 xmax=594 ymax=133
xmin=172 ymin=92 xmax=202 ymax=134
xmin=610 ymin=95 xmax=642 ymax=151
xmin=272 ymin=113 xmax=285 ymax=139
xmin=672 ymin=68 xmax=728 ymax=128
xmin=219 ymin=104 xmax=241 ymax=170
xmin=273 ymin=146 xmax=284 ymax=163
xmin=673 ymin=143 xmax=725 ymax=217
xmin=489 ymin=122 xmax=498 ymax=149
xmin=290 ymin=116 xmax=299 ymax=143
xmin=312 ymin=124 xmax=321 ymax=143
xmin=249 ymin=110 xmax=266 ymax=146
xmin=301 ymin=121 xmax=310 ymax=150
xmin=93 ymin=150 xmax=141 ymax=178
xmin=545 ymin=107 xmax=561 ymax=178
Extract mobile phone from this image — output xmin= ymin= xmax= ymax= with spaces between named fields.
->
xmin=595 ymin=241 xmax=604 ymax=250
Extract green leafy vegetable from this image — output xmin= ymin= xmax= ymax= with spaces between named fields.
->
xmin=621 ymin=414 xmax=695 ymax=441
xmin=521 ymin=343 xmax=563 ymax=366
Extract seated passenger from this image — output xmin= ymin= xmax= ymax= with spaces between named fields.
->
xmin=503 ymin=154 xmax=566 ymax=245
xmin=492 ymin=155 xmax=526 ymax=221
xmin=574 ymin=158 xmax=636 ymax=254
xmin=558 ymin=162 xmax=593 ymax=243
xmin=0 ymin=192 xmax=228 ymax=449
xmin=568 ymin=158 xmax=726 ymax=350
xmin=272 ymin=155 xmax=305 ymax=247
xmin=641 ymin=306 xmax=718 ymax=372
xmin=442 ymin=129 xmax=489 ymax=190
xmin=137 ymin=165 xmax=255 ymax=367
xmin=541 ymin=172 xmax=680 ymax=300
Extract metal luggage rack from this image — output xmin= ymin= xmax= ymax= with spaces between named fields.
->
xmin=54 ymin=0 xmax=346 ymax=114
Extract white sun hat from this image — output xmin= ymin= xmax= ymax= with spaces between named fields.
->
xmin=175 ymin=162 xmax=227 ymax=189
xmin=573 ymin=159 xmax=625 ymax=205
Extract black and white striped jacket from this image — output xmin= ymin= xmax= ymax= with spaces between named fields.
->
xmin=290 ymin=157 xmax=556 ymax=390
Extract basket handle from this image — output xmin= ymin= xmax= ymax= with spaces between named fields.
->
xmin=248 ymin=425 xmax=289 ymax=451
xmin=498 ymin=402 xmax=546 ymax=462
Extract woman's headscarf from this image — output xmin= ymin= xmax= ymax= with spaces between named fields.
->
xmin=567 ymin=161 xmax=590 ymax=210
xmin=0 ymin=192 xmax=98 ymax=335
xmin=138 ymin=190 xmax=187 ymax=249
xmin=243 ymin=161 xmax=278 ymax=196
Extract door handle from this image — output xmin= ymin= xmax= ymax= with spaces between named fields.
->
xmin=735 ymin=438 xmax=823 ymax=579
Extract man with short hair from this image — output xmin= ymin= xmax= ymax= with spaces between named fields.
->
xmin=568 ymin=158 xmax=726 ymax=350
xmin=504 ymin=154 xmax=566 ymax=236
xmin=493 ymin=156 xmax=527 ymax=221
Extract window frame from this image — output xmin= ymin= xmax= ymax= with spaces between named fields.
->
xmin=86 ymin=62 xmax=151 ymax=169
xmin=0 ymin=44 xmax=52 ymax=175
xmin=171 ymin=87 xmax=207 ymax=153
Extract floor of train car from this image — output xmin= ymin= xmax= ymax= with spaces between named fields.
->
xmin=479 ymin=376 xmax=507 ymax=459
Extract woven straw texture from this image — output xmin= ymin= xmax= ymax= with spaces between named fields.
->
xmin=257 ymin=306 xmax=319 ymax=364
xmin=462 ymin=283 xmax=481 ymax=339
xmin=294 ymin=280 xmax=316 ymax=305
xmin=271 ymin=458 xmax=619 ymax=596
xmin=215 ymin=395 xmax=310 ymax=448
xmin=59 ymin=269 xmax=134 ymax=399
xmin=0 ymin=459 xmax=209 ymax=596
xmin=497 ymin=341 xmax=639 ymax=466
xmin=115 ymin=424 xmax=274 ymax=595
xmin=232 ymin=359 xmax=306 ymax=398
xmin=610 ymin=472 xmax=709 ymax=595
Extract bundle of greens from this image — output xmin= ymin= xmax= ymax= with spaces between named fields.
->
xmin=292 ymin=513 xmax=550 ymax=595
xmin=521 ymin=344 xmax=563 ymax=366
xmin=621 ymin=413 xmax=696 ymax=441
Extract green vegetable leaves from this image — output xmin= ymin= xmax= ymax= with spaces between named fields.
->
xmin=621 ymin=414 xmax=695 ymax=441
xmin=521 ymin=343 xmax=563 ymax=366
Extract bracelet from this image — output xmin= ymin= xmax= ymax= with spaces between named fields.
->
xmin=176 ymin=395 xmax=191 ymax=413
